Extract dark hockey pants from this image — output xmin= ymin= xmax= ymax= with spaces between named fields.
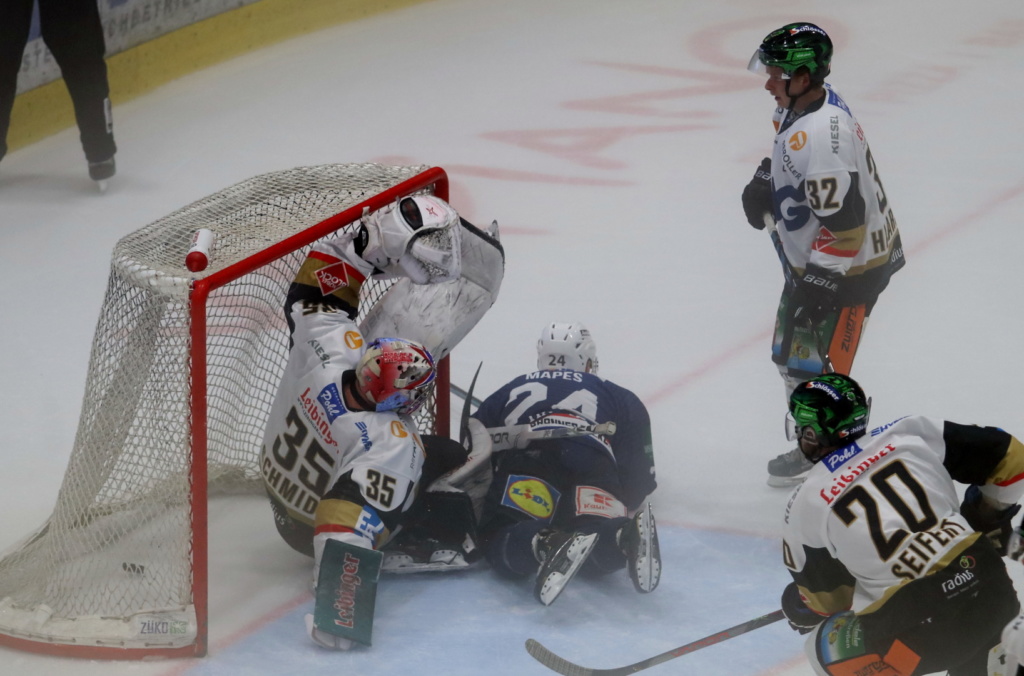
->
xmin=0 ymin=0 xmax=115 ymax=162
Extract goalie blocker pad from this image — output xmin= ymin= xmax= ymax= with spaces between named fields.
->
xmin=313 ymin=539 xmax=383 ymax=646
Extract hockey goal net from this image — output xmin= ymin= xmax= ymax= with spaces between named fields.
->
xmin=0 ymin=164 xmax=452 ymax=659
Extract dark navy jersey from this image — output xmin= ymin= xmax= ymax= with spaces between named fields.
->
xmin=474 ymin=369 xmax=656 ymax=510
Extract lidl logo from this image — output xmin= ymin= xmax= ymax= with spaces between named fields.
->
xmin=501 ymin=475 xmax=560 ymax=520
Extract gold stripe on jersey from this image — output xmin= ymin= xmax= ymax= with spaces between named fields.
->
xmin=315 ymin=497 xmax=390 ymax=548
xmin=799 ymin=583 xmax=854 ymax=616
xmin=857 ymin=532 xmax=980 ymax=616
xmin=991 ymin=436 xmax=1024 ymax=487
xmin=816 ymin=224 xmax=865 ymax=257
xmin=293 ymin=255 xmax=363 ymax=309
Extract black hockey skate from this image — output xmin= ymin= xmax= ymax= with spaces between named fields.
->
xmin=619 ymin=502 xmax=661 ymax=593
xmin=381 ymin=529 xmax=475 ymax=574
xmin=533 ymin=529 xmax=598 ymax=606
xmin=767 ymin=447 xmax=813 ymax=488
xmin=88 ymin=157 xmax=116 ymax=192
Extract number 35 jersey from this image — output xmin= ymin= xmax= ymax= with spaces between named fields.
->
xmin=259 ymin=235 xmax=424 ymax=546
xmin=782 ymin=415 xmax=1024 ymax=615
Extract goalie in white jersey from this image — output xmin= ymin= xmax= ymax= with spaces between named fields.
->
xmin=260 ymin=194 xmax=474 ymax=650
xmin=742 ymin=23 xmax=906 ymax=487
xmin=779 ymin=373 xmax=1024 ymax=676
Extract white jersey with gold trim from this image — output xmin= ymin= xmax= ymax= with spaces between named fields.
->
xmin=770 ymin=84 xmax=902 ymax=289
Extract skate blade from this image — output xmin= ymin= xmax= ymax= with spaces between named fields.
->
xmin=766 ymin=474 xmax=807 ymax=488
xmin=534 ymin=533 xmax=598 ymax=606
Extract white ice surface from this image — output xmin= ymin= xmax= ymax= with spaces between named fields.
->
xmin=2 ymin=1 xmax=1024 ymax=674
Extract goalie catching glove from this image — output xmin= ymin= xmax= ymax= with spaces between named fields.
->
xmin=356 ymin=194 xmax=462 ymax=284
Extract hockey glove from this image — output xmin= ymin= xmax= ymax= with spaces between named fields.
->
xmin=960 ymin=484 xmax=1022 ymax=556
xmin=789 ymin=264 xmax=840 ymax=327
xmin=741 ymin=157 xmax=773 ymax=230
xmin=781 ymin=582 xmax=826 ymax=634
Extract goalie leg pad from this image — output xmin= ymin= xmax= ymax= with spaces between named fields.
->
xmin=312 ymin=539 xmax=383 ymax=647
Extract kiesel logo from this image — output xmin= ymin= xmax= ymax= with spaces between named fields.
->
xmin=315 ymin=262 xmax=359 ymax=296
xmin=390 ymin=421 xmax=408 ymax=438
xmin=344 ymin=331 xmax=363 ymax=349
xmin=789 ymin=131 xmax=807 ymax=151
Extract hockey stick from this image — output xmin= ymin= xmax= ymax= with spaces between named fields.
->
xmin=525 ymin=609 xmax=785 ymax=676
xmin=489 ymin=420 xmax=617 ymax=452
xmin=458 ymin=363 xmax=483 ymax=447
xmin=451 ymin=380 xmax=484 ymax=409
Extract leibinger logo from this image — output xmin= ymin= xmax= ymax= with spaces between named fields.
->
xmin=333 ymin=552 xmax=365 ymax=629
xmin=823 ymin=443 xmax=863 ymax=472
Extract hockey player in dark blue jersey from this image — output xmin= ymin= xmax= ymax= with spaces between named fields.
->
xmin=473 ymin=322 xmax=659 ymax=605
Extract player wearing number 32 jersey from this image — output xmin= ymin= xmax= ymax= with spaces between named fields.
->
xmin=779 ymin=374 xmax=1024 ymax=676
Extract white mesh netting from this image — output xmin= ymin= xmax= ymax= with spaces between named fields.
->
xmin=0 ymin=163 xmax=445 ymax=654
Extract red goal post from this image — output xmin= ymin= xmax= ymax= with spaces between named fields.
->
xmin=0 ymin=164 xmax=451 ymax=659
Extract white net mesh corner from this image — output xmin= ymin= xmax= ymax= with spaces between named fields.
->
xmin=0 ymin=163 xmax=444 ymax=655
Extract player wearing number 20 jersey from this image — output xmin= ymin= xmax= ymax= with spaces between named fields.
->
xmin=780 ymin=374 xmax=1024 ymax=675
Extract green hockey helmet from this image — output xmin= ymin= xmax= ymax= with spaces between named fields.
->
xmin=787 ymin=374 xmax=870 ymax=459
xmin=748 ymin=23 xmax=833 ymax=83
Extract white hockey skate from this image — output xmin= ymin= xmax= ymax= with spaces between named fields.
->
xmin=620 ymin=502 xmax=661 ymax=593
xmin=533 ymin=530 xmax=599 ymax=606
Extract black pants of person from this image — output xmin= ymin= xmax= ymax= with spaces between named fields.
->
xmin=0 ymin=0 xmax=115 ymax=162
xmin=810 ymin=537 xmax=1019 ymax=676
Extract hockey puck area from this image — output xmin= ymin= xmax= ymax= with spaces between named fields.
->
xmin=121 ymin=562 xmax=146 ymax=577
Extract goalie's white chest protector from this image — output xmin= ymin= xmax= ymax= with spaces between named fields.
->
xmin=260 ymin=300 xmax=424 ymax=524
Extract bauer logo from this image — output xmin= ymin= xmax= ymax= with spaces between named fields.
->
xmin=823 ymin=443 xmax=863 ymax=472
xmin=318 ymin=383 xmax=346 ymax=423
xmin=502 ymin=475 xmax=560 ymax=520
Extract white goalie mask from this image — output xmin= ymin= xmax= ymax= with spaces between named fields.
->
xmin=536 ymin=322 xmax=599 ymax=374
xmin=362 ymin=194 xmax=462 ymax=284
